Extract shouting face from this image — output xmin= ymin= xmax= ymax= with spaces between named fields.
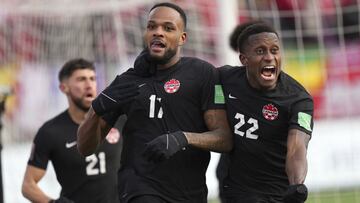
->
xmin=144 ymin=6 xmax=187 ymax=67
xmin=240 ymin=32 xmax=281 ymax=91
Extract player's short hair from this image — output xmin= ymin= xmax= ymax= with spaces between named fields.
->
xmin=58 ymin=58 xmax=95 ymax=82
xmin=237 ymin=21 xmax=279 ymax=53
xmin=229 ymin=20 xmax=264 ymax=52
xmin=150 ymin=2 xmax=187 ymax=30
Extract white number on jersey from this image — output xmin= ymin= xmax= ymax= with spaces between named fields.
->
xmin=149 ymin=94 xmax=163 ymax=118
xmin=234 ymin=113 xmax=259 ymax=139
xmin=85 ymin=152 xmax=106 ymax=176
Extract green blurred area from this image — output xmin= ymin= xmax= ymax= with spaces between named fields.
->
xmin=208 ymin=188 xmax=360 ymax=203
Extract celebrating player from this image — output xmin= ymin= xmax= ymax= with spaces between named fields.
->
xmin=219 ymin=21 xmax=313 ymax=203
xmin=21 ymin=59 xmax=122 ymax=203
xmin=77 ymin=2 xmax=232 ymax=203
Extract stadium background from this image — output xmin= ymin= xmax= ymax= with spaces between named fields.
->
xmin=0 ymin=0 xmax=359 ymax=202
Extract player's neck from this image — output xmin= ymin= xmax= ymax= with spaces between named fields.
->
xmin=67 ymin=105 xmax=87 ymax=124
xmin=157 ymin=52 xmax=181 ymax=70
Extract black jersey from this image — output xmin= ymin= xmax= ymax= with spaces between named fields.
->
xmin=28 ymin=110 xmax=122 ymax=203
xmin=219 ymin=66 xmax=314 ymax=201
xmin=103 ymin=57 xmax=223 ymax=202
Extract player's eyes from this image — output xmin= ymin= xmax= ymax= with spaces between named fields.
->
xmin=164 ymin=25 xmax=174 ymax=32
xmin=147 ymin=24 xmax=156 ymax=30
xmin=256 ymin=49 xmax=264 ymax=55
xmin=271 ymin=48 xmax=279 ymax=54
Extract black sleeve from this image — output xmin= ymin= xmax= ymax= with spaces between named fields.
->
xmin=100 ymin=75 xmax=125 ymax=127
xmin=27 ymin=125 xmax=52 ymax=169
xmin=201 ymin=63 xmax=225 ymax=110
xmin=289 ymin=95 xmax=314 ymax=136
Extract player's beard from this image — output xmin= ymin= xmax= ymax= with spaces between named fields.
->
xmin=72 ymin=96 xmax=90 ymax=112
xmin=148 ymin=47 xmax=177 ymax=65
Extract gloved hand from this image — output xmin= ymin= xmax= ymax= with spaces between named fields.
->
xmin=92 ymin=82 xmax=139 ymax=116
xmin=143 ymin=131 xmax=188 ymax=163
xmin=283 ymin=184 xmax=308 ymax=203
xmin=49 ymin=196 xmax=74 ymax=203
xmin=133 ymin=49 xmax=157 ymax=77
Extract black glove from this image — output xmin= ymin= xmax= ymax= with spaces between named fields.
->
xmin=283 ymin=184 xmax=308 ymax=203
xmin=49 ymin=196 xmax=74 ymax=203
xmin=143 ymin=131 xmax=188 ymax=163
xmin=133 ymin=49 xmax=157 ymax=77
xmin=92 ymin=82 xmax=139 ymax=116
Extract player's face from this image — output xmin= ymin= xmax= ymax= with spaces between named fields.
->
xmin=240 ymin=32 xmax=281 ymax=90
xmin=144 ymin=6 xmax=186 ymax=66
xmin=62 ymin=69 xmax=97 ymax=112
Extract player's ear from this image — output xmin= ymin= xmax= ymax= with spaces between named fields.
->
xmin=239 ymin=53 xmax=248 ymax=66
xmin=178 ymin=32 xmax=187 ymax=46
xmin=59 ymin=82 xmax=68 ymax=93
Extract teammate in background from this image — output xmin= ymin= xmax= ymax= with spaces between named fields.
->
xmin=21 ymin=59 xmax=122 ymax=203
xmin=77 ymin=2 xmax=232 ymax=203
xmin=219 ymin=21 xmax=313 ymax=203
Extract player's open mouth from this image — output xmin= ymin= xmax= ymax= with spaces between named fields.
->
xmin=150 ymin=40 xmax=166 ymax=52
xmin=261 ymin=65 xmax=276 ymax=80
xmin=85 ymin=93 xmax=94 ymax=100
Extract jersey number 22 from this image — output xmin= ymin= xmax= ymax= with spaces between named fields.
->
xmin=234 ymin=113 xmax=259 ymax=139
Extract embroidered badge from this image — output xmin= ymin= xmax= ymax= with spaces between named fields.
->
xmin=106 ymin=128 xmax=120 ymax=144
xmin=262 ymin=103 xmax=278 ymax=121
xmin=164 ymin=79 xmax=180 ymax=93
xmin=298 ymin=112 xmax=312 ymax=131
xmin=214 ymin=85 xmax=225 ymax=104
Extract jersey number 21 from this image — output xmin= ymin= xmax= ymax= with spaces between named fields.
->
xmin=85 ymin=152 xmax=106 ymax=175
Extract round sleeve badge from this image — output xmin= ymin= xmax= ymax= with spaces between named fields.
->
xmin=164 ymin=79 xmax=180 ymax=93
xmin=262 ymin=104 xmax=278 ymax=121
xmin=105 ymin=128 xmax=120 ymax=144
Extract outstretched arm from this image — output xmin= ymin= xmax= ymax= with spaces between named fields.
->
xmin=77 ymin=107 xmax=111 ymax=156
xmin=22 ymin=165 xmax=52 ymax=203
xmin=286 ymin=128 xmax=310 ymax=184
xmin=184 ymin=109 xmax=233 ymax=152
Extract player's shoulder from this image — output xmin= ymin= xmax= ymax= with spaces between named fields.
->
xmin=36 ymin=110 xmax=69 ymax=137
xmin=42 ymin=110 xmax=69 ymax=127
xmin=181 ymin=56 xmax=215 ymax=70
xmin=280 ymin=72 xmax=312 ymax=99
xmin=218 ymin=65 xmax=246 ymax=79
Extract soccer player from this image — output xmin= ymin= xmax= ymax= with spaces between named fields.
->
xmin=216 ymin=20 xmax=265 ymax=203
xmin=77 ymin=2 xmax=232 ymax=203
xmin=219 ymin=22 xmax=313 ymax=203
xmin=21 ymin=59 xmax=122 ymax=203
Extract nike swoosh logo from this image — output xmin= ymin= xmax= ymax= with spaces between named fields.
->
xmin=138 ymin=83 xmax=146 ymax=88
xmin=65 ymin=141 xmax=77 ymax=148
xmin=229 ymin=93 xmax=237 ymax=99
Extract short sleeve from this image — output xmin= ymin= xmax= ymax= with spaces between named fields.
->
xmin=201 ymin=64 xmax=225 ymax=110
xmin=289 ymin=95 xmax=314 ymax=136
xmin=27 ymin=126 xmax=51 ymax=169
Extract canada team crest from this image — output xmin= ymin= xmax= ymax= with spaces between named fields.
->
xmin=262 ymin=103 xmax=278 ymax=121
xmin=164 ymin=79 xmax=180 ymax=93
xmin=105 ymin=128 xmax=120 ymax=144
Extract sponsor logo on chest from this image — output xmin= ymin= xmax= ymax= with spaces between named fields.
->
xmin=164 ymin=79 xmax=180 ymax=94
xmin=262 ymin=103 xmax=279 ymax=121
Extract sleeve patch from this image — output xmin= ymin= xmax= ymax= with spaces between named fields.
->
xmin=298 ymin=112 xmax=312 ymax=132
xmin=214 ymin=85 xmax=225 ymax=104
